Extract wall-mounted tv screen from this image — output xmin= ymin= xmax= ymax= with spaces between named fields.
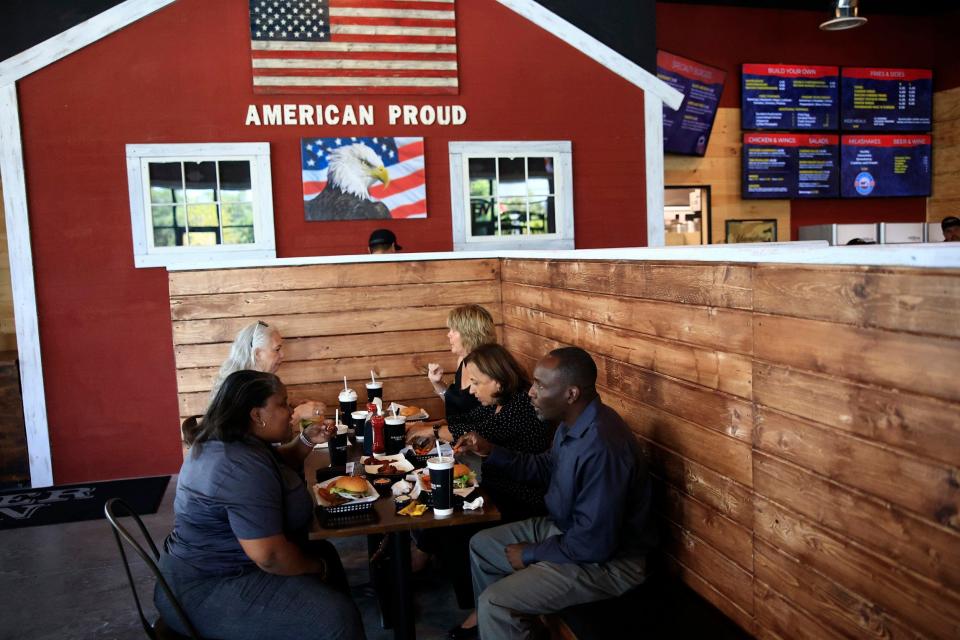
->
xmin=841 ymin=67 xmax=933 ymax=131
xmin=741 ymin=64 xmax=839 ymax=131
xmin=840 ymin=134 xmax=931 ymax=198
xmin=657 ymin=51 xmax=726 ymax=156
xmin=743 ymin=133 xmax=839 ymax=199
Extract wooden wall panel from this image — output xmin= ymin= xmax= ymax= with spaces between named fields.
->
xmin=929 ymin=86 xmax=960 ymax=219
xmin=169 ymin=259 xmax=500 ymax=421
xmin=499 ymin=257 xmax=960 ymax=640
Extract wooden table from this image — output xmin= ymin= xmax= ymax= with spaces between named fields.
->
xmin=305 ymin=447 xmax=501 ymax=640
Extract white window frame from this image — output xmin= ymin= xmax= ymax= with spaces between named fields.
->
xmin=449 ymin=141 xmax=574 ymax=251
xmin=125 ymin=142 xmax=276 ymax=268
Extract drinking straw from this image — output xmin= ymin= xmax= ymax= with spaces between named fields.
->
xmin=435 ymin=436 xmax=442 ymax=460
xmin=343 ymin=376 xmax=347 ymax=391
xmin=335 ymin=409 xmax=339 ymax=425
xmin=370 ymin=370 xmax=376 ymax=383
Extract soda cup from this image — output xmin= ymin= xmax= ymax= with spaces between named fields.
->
xmin=427 ymin=456 xmax=454 ymax=516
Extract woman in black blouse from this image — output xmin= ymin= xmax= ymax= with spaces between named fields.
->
xmin=439 ymin=343 xmax=553 ymax=639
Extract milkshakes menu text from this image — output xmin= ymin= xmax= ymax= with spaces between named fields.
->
xmin=840 ymin=135 xmax=931 ymax=198
xmin=741 ymin=64 xmax=839 ymax=130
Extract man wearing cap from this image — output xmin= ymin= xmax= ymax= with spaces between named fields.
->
xmin=942 ymin=217 xmax=960 ymax=242
xmin=368 ymin=229 xmax=402 ymax=253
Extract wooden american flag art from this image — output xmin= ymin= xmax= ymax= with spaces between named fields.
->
xmin=249 ymin=0 xmax=459 ymax=94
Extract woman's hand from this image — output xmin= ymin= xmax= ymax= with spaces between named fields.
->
xmin=303 ymin=419 xmax=337 ymax=445
xmin=427 ymin=363 xmax=444 ymax=384
xmin=290 ymin=401 xmax=326 ymax=427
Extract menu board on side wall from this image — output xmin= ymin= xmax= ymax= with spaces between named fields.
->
xmin=841 ymin=68 xmax=933 ymax=131
xmin=657 ymin=51 xmax=726 ymax=156
xmin=840 ymin=134 xmax=932 ymax=198
xmin=743 ymin=133 xmax=840 ymax=199
xmin=742 ymin=64 xmax=839 ymax=130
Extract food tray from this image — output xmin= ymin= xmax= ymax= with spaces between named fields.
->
xmin=313 ymin=477 xmax=377 ymax=516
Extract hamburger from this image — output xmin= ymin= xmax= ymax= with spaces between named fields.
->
xmin=453 ymin=463 xmax=472 ymax=489
xmin=329 ymin=476 xmax=368 ymax=500
xmin=400 ymin=405 xmax=422 ymax=418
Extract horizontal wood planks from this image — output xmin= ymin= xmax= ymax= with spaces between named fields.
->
xmin=168 ymin=259 xmax=500 ymax=425
xmin=501 ymin=257 xmax=960 ymax=640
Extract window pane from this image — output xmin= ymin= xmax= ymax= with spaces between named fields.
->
xmin=153 ymin=228 xmax=176 ymax=247
xmin=174 ymin=205 xmax=187 ymax=227
xmin=151 ymin=205 xmax=174 ymax=228
xmin=528 ymin=197 xmax=556 ymax=234
xmin=219 ymin=161 xmax=253 ymax=203
xmin=148 ymin=162 xmax=184 ymax=203
xmin=186 ymin=231 xmax=218 ymax=246
xmin=222 ymin=203 xmax=253 ymax=227
xmin=498 ymin=197 xmax=527 ymax=236
xmin=184 ymin=161 xmax=217 ymax=203
xmin=470 ymin=198 xmax=496 ymax=236
xmin=497 ymin=157 xmax=526 ymax=197
xmin=527 ymin=157 xmax=555 ymax=196
xmin=187 ymin=203 xmax=219 ymax=228
xmin=468 ymin=158 xmax=496 ymax=197
xmin=223 ymin=227 xmax=255 ymax=245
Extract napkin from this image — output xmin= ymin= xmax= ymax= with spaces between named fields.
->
xmin=391 ymin=479 xmax=413 ymax=496
xmin=462 ymin=496 xmax=484 ymax=511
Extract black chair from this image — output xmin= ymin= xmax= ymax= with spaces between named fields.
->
xmin=104 ymin=498 xmax=202 ymax=640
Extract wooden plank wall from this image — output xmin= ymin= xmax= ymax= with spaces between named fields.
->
xmin=168 ymin=259 xmax=501 ymax=424
xmin=500 ymin=258 xmax=960 ymax=639
xmin=928 ymin=86 xmax=960 ymax=221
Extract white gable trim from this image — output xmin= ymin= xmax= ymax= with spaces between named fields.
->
xmin=0 ymin=0 xmax=176 ymax=86
xmin=0 ymin=0 xmax=175 ymax=486
xmin=495 ymin=0 xmax=683 ymax=110
xmin=496 ymin=0 xmax=679 ymax=247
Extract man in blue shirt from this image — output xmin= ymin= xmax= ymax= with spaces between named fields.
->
xmin=453 ymin=347 xmax=656 ymax=640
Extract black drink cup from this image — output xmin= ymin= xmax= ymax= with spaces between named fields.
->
xmin=384 ymin=415 xmax=406 ymax=455
xmin=330 ymin=425 xmax=349 ymax=466
xmin=366 ymin=381 xmax=383 ymax=403
xmin=427 ymin=456 xmax=454 ymax=516
xmin=338 ymin=388 xmax=357 ymax=421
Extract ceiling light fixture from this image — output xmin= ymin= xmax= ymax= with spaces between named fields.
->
xmin=820 ymin=0 xmax=868 ymax=31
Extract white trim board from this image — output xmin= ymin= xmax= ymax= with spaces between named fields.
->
xmin=495 ymin=0 xmax=680 ymax=247
xmin=0 ymin=0 xmax=176 ymax=487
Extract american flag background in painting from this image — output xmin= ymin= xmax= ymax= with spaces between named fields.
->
xmin=302 ymin=136 xmax=427 ymax=219
xmin=249 ymin=0 xmax=458 ymax=94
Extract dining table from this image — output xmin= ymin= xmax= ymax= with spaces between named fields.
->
xmin=305 ymin=445 xmax=501 ymax=640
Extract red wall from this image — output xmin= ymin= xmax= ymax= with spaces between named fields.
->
xmin=17 ymin=0 xmax=648 ymax=482
xmin=656 ymin=3 xmax=956 ymax=237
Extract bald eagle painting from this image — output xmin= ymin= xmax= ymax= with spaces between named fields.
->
xmin=301 ymin=136 xmax=427 ymax=221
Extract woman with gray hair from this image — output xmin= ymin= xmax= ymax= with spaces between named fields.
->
xmin=210 ymin=321 xmax=324 ymax=425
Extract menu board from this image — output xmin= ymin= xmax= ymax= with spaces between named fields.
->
xmin=743 ymin=133 xmax=840 ymax=199
xmin=840 ymin=134 xmax=931 ymax=198
xmin=657 ymin=51 xmax=726 ymax=156
xmin=841 ymin=68 xmax=933 ymax=131
xmin=742 ymin=64 xmax=839 ymax=130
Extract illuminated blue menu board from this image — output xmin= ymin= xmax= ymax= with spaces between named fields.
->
xmin=841 ymin=68 xmax=933 ymax=131
xmin=742 ymin=64 xmax=839 ymax=130
xmin=658 ymin=51 xmax=726 ymax=156
xmin=840 ymin=135 xmax=931 ymax=197
xmin=743 ymin=133 xmax=839 ymax=199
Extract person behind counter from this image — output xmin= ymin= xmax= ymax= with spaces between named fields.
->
xmin=368 ymin=228 xmax=402 ymax=253
xmin=942 ymin=216 xmax=960 ymax=242
xmin=209 ymin=321 xmax=325 ymax=428
xmin=156 ymin=370 xmax=365 ymax=640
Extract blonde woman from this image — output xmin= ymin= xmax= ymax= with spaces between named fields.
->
xmin=211 ymin=321 xmax=324 ymax=426
xmin=409 ymin=304 xmax=496 ymax=444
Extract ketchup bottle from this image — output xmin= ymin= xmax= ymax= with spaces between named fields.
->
xmin=371 ymin=413 xmax=386 ymax=454
xmin=362 ymin=402 xmax=377 ymax=456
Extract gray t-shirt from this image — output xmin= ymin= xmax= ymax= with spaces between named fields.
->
xmin=165 ymin=437 xmax=313 ymax=573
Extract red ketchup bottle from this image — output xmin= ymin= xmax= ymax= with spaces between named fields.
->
xmin=371 ymin=413 xmax=386 ymax=454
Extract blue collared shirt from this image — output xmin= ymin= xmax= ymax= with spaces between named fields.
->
xmin=486 ymin=396 xmax=656 ymax=566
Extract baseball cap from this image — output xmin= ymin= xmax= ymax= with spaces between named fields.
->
xmin=368 ymin=228 xmax=402 ymax=250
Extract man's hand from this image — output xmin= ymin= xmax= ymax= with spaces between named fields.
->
xmin=453 ymin=432 xmax=493 ymax=457
xmin=505 ymin=543 xmax=528 ymax=571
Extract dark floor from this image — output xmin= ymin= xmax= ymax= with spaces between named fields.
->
xmin=0 ymin=477 xmax=751 ymax=640
xmin=0 ymin=476 xmax=464 ymax=640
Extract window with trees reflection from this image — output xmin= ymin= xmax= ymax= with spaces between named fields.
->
xmin=467 ymin=156 xmax=557 ymax=237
